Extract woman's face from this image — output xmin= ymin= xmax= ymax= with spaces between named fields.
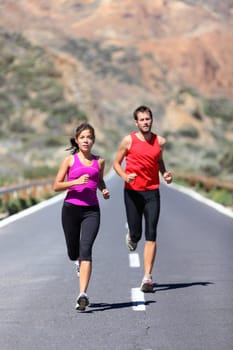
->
xmin=76 ymin=128 xmax=94 ymax=152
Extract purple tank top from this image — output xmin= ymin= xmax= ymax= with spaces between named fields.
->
xmin=65 ymin=153 xmax=100 ymax=206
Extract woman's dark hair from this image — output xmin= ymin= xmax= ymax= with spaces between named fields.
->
xmin=133 ymin=105 xmax=153 ymax=120
xmin=66 ymin=123 xmax=95 ymax=154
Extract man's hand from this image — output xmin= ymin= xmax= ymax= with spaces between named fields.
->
xmin=125 ymin=173 xmax=137 ymax=183
xmin=163 ymin=171 xmax=172 ymax=184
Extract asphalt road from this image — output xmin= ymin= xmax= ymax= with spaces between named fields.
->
xmin=0 ymin=174 xmax=232 ymax=350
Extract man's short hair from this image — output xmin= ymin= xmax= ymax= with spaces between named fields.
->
xmin=133 ymin=105 xmax=153 ymax=120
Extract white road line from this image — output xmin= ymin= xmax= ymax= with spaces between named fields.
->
xmin=171 ymin=183 xmax=233 ymax=219
xmin=126 ymin=221 xmax=145 ymax=310
xmin=131 ymin=288 xmax=145 ymax=311
xmin=0 ymin=193 xmax=65 ymax=229
xmin=129 ymin=253 xmax=140 ymax=267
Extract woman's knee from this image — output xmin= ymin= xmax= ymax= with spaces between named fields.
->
xmin=79 ymin=244 xmax=92 ymax=261
xmin=67 ymin=249 xmax=79 ymax=261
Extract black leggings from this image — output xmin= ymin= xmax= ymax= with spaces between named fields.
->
xmin=62 ymin=202 xmax=100 ymax=261
xmin=124 ymin=189 xmax=160 ymax=242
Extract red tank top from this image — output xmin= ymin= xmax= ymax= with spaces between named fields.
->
xmin=125 ymin=132 xmax=161 ymax=191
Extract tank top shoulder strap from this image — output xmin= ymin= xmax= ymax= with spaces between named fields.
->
xmin=130 ymin=132 xmax=158 ymax=145
xmin=92 ymin=155 xmax=100 ymax=169
xmin=130 ymin=132 xmax=138 ymax=143
xmin=130 ymin=132 xmax=136 ymax=138
xmin=73 ymin=153 xmax=81 ymax=166
xmin=152 ymin=133 xmax=159 ymax=146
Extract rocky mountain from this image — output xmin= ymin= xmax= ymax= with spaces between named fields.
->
xmin=0 ymin=0 xmax=233 ymax=180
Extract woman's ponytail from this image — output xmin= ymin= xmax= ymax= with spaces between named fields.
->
xmin=65 ymin=137 xmax=79 ymax=154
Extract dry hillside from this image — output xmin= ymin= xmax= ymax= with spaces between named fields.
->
xmin=0 ymin=0 xmax=232 ymax=180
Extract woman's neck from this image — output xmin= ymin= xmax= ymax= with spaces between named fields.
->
xmin=78 ymin=150 xmax=92 ymax=160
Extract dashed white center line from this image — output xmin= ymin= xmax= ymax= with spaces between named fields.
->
xmin=126 ymin=222 xmax=146 ymax=311
xmin=131 ymin=288 xmax=146 ymax=311
xmin=129 ymin=253 xmax=140 ymax=267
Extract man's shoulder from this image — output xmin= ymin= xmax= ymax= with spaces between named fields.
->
xmin=123 ymin=133 xmax=132 ymax=142
xmin=120 ymin=133 xmax=132 ymax=149
xmin=156 ymin=134 xmax=166 ymax=146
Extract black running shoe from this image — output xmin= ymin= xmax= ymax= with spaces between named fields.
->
xmin=126 ymin=232 xmax=137 ymax=251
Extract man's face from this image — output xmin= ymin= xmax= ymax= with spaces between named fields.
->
xmin=135 ymin=112 xmax=153 ymax=134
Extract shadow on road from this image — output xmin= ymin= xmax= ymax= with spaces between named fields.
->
xmin=78 ymin=282 xmax=213 ymax=313
xmin=154 ymin=281 xmax=213 ymax=292
xmin=83 ymin=300 xmax=156 ymax=313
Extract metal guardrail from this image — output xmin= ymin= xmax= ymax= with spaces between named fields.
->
xmin=175 ymin=173 xmax=233 ymax=192
xmin=0 ymin=178 xmax=54 ymax=204
xmin=0 ymin=174 xmax=232 ymax=208
xmin=1 ymin=174 xmax=232 ymax=199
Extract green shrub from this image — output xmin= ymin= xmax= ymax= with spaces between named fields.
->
xmin=200 ymin=163 xmax=221 ymax=177
xmin=178 ymin=87 xmax=199 ymax=97
xmin=4 ymin=196 xmax=41 ymax=215
xmin=19 ymin=197 xmax=37 ymax=210
xmin=0 ymin=93 xmax=14 ymax=117
xmin=10 ymin=120 xmax=33 ymax=133
xmin=0 ymin=197 xmax=7 ymax=213
xmin=208 ymin=189 xmax=233 ymax=206
xmin=203 ymin=97 xmax=233 ymax=122
xmin=24 ymin=166 xmax=57 ymax=179
xmin=45 ymin=105 xmax=87 ymax=128
xmin=6 ymin=198 xmax=22 ymax=215
xmin=0 ymin=177 xmax=15 ymax=186
xmin=45 ymin=137 xmax=65 ymax=147
xmin=174 ymin=178 xmax=190 ymax=187
xmin=219 ymin=147 xmax=233 ymax=173
xmin=176 ymin=127 xmax=199 ymax=138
